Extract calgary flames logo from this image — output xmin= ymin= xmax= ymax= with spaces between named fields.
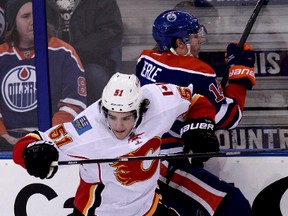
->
xmin=110 ymin=137 xmax=161 ymax=186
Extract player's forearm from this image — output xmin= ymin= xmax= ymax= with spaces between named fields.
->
xmin=0 ymin=118 xmax=8 ymax=135
xmin=186 ymin=95 xmax=216 ymax=121
xmin=224 ymin=83 xmax=247 ymax=112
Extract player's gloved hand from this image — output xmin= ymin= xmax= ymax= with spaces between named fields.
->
xmin=226 ymin=42 xmax=255 ymax=67
xmin=23 ymin=140 xmax=59 ymax=179
xmin=180 ymin=118 xmax=219 ymax=168
xmin=225 ymin=42 xmax=256 ymax=89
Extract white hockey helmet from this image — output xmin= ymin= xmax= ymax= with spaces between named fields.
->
xmin=101 ymin=72 xmax=142 ymax=113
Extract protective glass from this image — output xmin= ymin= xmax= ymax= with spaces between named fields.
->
xmin=188 ymin=24 xmax=208 ymax=45
xmin=198 ymin=24 xmax=208 ymax=44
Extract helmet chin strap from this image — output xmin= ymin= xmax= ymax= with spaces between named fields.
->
xmin=184 ymin=44 xmax=193 ymax=56
xmin=170 ymin=44 xmax=193 ymax=57
xmin=169 ymin=47 xmax=178 ymax=55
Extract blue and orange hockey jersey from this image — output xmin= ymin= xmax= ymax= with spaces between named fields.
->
xmin=0 ymin=37 xmax=87 ymax=137
xmin=136 ymin=49 xmax=248 ymax=130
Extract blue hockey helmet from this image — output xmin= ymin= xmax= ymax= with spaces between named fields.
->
xmin=152 ymin=10 xmax=205 ymax=52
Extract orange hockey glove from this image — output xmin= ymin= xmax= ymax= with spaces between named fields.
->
xmin=226 ymin=42 xmax=256 ymax=89
xmin=228 ymin=65 xmax=255 ymax=90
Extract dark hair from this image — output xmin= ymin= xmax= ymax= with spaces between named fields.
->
xmin=135 ymin=99 xmax=150 ymax=127
xmin=152 ymin=38 xmax=178 ymax=52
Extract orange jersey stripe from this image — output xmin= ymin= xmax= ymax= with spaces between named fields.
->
xmin=143 ymin=192 xmax=160 ymax=216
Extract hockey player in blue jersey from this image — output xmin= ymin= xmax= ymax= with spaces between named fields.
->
xmin=0 ymin=0 xmax=86 ymax=150
xmin=137 ymin=10 xmax=255 ymax=131
xmin=136 ymin=10 xmax=254 ymax=215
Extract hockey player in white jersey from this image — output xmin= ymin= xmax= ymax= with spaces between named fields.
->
xmin=13 ymin=72 xmax=218 ymax=215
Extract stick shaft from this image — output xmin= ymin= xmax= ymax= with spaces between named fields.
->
xmin=238 ymin=0 xmax=266 ymax=49
xmin=52 ymin=148 xmax=288 ymax=166
xmin=220 ymin=0 xmax=267 ymax=88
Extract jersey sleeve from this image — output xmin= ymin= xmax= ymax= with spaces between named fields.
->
xmin=215 ymin=82 xmax=247 ymax=129
xmin=12 ymin=120 xmax=83 ymax=168
xmin=0 ymin=117 xmax=7 ymax=135
xmin=155 ymin=84 xmax=216 ymax=155
xmin=12 ymin=131 xmax=42 ymax=168
xmin=223 ymin=83 xmax=247 ymax=112
xmin=146 ymin=83 xmax=216 ymax=130
xmin=186 ymin=93 xmax=216 ymax=121
xmin=48 ymin=37 xmax=87 ymax=124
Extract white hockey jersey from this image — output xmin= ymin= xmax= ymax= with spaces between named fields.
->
xmin=13 ymin=83 xmax=215 ymax=216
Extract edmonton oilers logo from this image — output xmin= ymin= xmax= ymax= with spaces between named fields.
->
xmin=166 ymin=11 xmax=177 ymax=22
xmin=1 ymin=66 xmax=37 ymax=112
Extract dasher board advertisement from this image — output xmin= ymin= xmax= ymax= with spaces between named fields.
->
xmin=1 ymin=157 xmax=288 ymax=215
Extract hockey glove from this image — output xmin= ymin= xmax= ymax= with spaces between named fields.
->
xmin=226 ymin=42 xmax=255 ymax=67
xmin=181 ymin=118 xmax=219 ymax=167
xmin=23 ymin=140 xmax=59 ymax=179
xmin=226 ymin=42 xmax=256 ymax=89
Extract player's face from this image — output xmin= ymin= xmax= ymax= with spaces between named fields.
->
xmin=15 ymin=2 xmax=34 ymax=48
xmin=188 ymin=33 xmax=202 ymax=58
xmin=107 ymin=111 xmax=136 ymax=139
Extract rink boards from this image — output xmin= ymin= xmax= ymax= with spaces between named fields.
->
xmin=1 ymin=155 xmax=288 ymax=215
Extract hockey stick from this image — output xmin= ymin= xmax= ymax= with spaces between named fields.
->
xmin=51 ymin=148 xmax=288 ymax=166
xmin=220 ymin=0 xmax=267 ymax=89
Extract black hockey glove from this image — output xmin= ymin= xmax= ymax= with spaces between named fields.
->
xmin=23 ymin=140 xmax=59 ymax=179
xmin=181 ymin=118 xmax=219 ymax=167
xmin=226 ymin=42 xmax=255 ymax=68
